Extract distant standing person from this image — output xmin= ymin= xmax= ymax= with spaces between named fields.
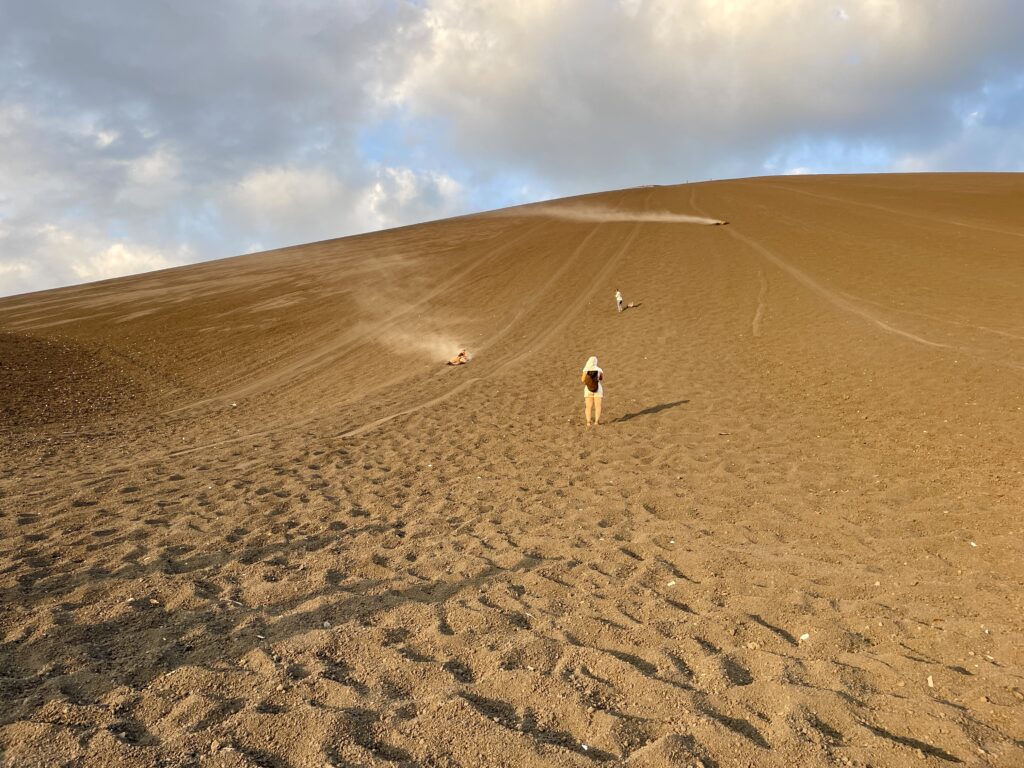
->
xmin=581 ymin=356 xmax=604 ymax=426
xmin=615 ymin=289 xmax=624 ymax=313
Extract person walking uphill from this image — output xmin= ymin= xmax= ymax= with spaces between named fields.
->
xmin=581 ymin=356 xmax=604 ymax=426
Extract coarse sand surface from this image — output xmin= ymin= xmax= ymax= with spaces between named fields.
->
xmin=1 ymin=173 xmax=1022 ymax=766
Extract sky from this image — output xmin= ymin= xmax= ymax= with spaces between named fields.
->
xmin=1 ymin=0 xmax=1022 ymax=297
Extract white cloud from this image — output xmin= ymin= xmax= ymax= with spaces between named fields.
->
xmin=0 ymin=224 xmax=187 ymax=296
xmin=895 ymin=123 xmax=1024 ymax=173
xmin=125 ymin=146 xmax=179 ymax=187
xmin=70 ymin=240 xmax=185 ymax=282
xmin=94 ymin=129 xmax=119 ymax=148
xmin=361 ymin=167 xmax=463 ymax=230
xmin=114 ymin=145 xmax=184 ymax=210
xmin=390 ymin=0 xmax=1024 ymax=187
xmin=218 ymin=165 xmax=464 ymax=250
xmin=0 ymin=262 xmax=31 ymax=279
xmin=221 ymin=167 xmax=348 ymax=243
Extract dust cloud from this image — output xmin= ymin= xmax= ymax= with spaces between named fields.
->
xmin=351 ymin=277 xmax=468 ymax=363
xmin=378 ymin=328 xmax=468 ymax=362
xmin=513 ymin=204 xmax=725 ymax=226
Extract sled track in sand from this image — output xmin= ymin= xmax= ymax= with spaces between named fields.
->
xmin=170 ymin=219 xmax=553 ymax=415
xmin=694 ymin=188 xmax=1024 ymax=373
xmin=175 ymin=194 xmax=649 ymax=451
xmin=689 ymin=190 xmax=950 ymax=351
xmin=339 ymin=196 xmax=650 ymax=439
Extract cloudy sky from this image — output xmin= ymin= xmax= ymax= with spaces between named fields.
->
xmin=1 ymin=0 xmax=1022 ymax=297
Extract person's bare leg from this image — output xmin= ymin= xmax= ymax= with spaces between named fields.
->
xmin=585 ymin=397 xmax=593 ymax=426
xmin=594 ymin=397 xmax=602 ymax=425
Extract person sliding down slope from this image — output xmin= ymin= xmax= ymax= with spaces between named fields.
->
xmin=581 ymin=356 xmax=604 ymax=426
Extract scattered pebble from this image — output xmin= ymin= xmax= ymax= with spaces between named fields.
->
xmin=799 ymin=633 xmax=810 ymax=642
xmin=666 ymin=580 xmax=676 ymax=587
xmin=927 ymin=675 xmax=934 ymax=688
xmin=323 ymin=621 xmax=331 ymax=628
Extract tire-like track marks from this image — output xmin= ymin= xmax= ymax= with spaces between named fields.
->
xmin=689 ymin=190 xmax=950 ymax=350
xmin=340 ymin=215 xmax=648 ymax=439
xmin=726 ymin=227 xmax=950 ymax=350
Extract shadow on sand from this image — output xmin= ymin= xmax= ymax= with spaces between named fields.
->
xmin=616 ymin=399 xmax=689 ymax=423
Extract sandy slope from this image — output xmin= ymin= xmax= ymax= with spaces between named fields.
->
xmin=1 ymin=173 xmax=1022 ymax=767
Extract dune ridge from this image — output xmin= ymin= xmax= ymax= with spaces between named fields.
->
xmin=1 ymin=174 xmax=1022 ymax=767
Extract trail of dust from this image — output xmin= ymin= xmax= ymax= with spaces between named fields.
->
xmin=752 ymin=268 xmax=767 ymax=337
xmin=509 ymin=203 xmax=725 ymax=226
xmin=376 ymin=329 xmax=467 ymax=361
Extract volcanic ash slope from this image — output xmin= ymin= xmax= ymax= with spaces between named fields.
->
xmin=1 ymin=173 xmax=1022 ymax=767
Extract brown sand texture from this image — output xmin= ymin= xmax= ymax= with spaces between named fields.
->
xmin=1 ymin=173 xmax=1022 ymax=767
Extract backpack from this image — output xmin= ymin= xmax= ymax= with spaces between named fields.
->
xmin=584 ymin=370 xmax=599 ymax=392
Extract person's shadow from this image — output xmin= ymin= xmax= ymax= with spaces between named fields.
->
xmin=615 ymin=399 xmax=688 ymax=423
xmin=621 ymin=302 xmax=643 ymax=311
